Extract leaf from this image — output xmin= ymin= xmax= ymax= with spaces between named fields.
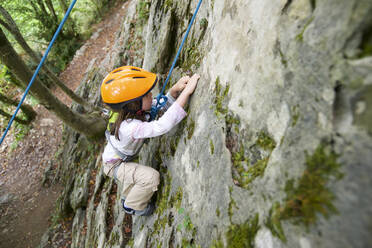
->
xmin=177 ymin=224 xmax=182 ymax=231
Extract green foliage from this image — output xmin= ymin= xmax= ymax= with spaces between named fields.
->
xmin=152 ymin=216 xmax=168 ymax=236
xmin=265 ymin=203 xmax=286 ymax=242
xmin=266 ymin=143 xmax=343 ymax=241
xmin=214 ymin=77 xmax=230 ymax=116
xmin=278 ymin=47 xmax=287 ymax=67
xmin=291 ymin=105 xmax=300 ymax=127
xmin=359 ymin=43 xmax=372 ymax=58
xmin=164 ymin=0 xmax=173 ymax=10
xmin=216 ymin=207 xmax=220 ymax=217
xmin=256 ymin=131 xmax=276 ymax=151
xmin=296 ymin=17 xmax=314 ymax=42
xmin=200 ymin=18 xmax=208 ymax=30
xmin=210 ymin=238 xmax=224 ymax=248
xmin=155 ymin=171 xmax=172 ymax=216
xmin=127 ymin=238 xmax=134 ymax=247
xmin=357 ymin=27 xmax=372 ymax=58
xmin=210 ymin=139 xmax=215 ymax=155
xmin=183 ymin=215 xmax=194 ymax=231
xmin=187 ymin=118 xmax=195 ymax=139
xmin=137 ymin=0 xmax=151 ymax=26
xmin=50 ymin=37 xmax=82 ymax=71
xmin=180 ymin=38 xmax=202 ymax=71
xmin=228 ymin=186 xmax=238 ymax=222
xmin=230 ymin=131 xmax=276 ymax=189
xmin=9 ymin=120 xmax=31 ymax=151
xmin=0 ymin=65 xmax=20 ymax=94
xmin=281 ymin=144 xmax=343 ymax=225
xmin=173 ymin=187 xmax=183 ymax=210
xmin=225 ymin=114 xmax=240 ymax=126
xmin=181 ymin=238 xmax=199 ymax=248
xmin=1 ymin=0 xmax=117 ymax=70
xmin=226 ymin=214 xmax=260 ymax=248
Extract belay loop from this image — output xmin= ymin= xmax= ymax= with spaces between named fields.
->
xmin=149 ymin=0 xmax=203 ymax=121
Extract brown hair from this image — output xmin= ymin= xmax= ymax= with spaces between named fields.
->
xmin=110 ymin=100 xmax=147 ymax=140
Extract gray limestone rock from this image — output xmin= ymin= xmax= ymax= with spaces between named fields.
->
xmin=0 ymin=193 xmax=13 ymax=205
xmin=42 ymin=0 xmax=372 ymax=247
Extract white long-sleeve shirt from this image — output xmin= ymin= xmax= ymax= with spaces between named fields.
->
xmin=102 ymin=93 xmax=187 ymax=163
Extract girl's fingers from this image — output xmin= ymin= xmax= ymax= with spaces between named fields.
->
xmin=192 ymin=74 xmax=200 ymax=80
xmin=181 ymin=76 xmax=190 ymax=83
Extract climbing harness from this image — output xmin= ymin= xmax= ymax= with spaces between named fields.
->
xmin=150 ymin=0 xmax=203 ymax=121
xmin=104 ymin=131 xmax=136 ymax=162
xmin=0 ymin=0 xmax=78 ymax=146
xmin=105 ymin=112 xmax=137 ymax=162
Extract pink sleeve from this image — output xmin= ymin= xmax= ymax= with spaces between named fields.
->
xmin=131 ymin=102 xmax=187 ymax=139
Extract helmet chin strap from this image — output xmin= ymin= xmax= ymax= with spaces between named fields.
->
xmin=137 ymin=97 xmax=144 ymax=115
xmin=136 ymin=110 xmax=145 ymax=116
xmin=122 ymin=98 xmax=144 ymax=115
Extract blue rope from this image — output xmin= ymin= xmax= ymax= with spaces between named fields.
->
xmin=150 ymin=0 xmax=203 ymax=121
xmin=0 ymin=0 xmax=78 ymax=146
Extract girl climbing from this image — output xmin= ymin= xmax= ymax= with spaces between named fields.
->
xmin=100 ymin=66 xmax=200 ymax=216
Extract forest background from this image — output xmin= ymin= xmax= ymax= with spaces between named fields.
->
xmin=0 ymin=0 xmax=125 ymax=149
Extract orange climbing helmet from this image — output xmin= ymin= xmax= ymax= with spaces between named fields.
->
xmin=101 ymin=66 xmax=157 ymax=110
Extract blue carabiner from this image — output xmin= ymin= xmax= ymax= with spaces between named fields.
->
xmin=150 ymin=94 xmax=168 ymax=121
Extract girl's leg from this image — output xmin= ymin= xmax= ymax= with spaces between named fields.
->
xmin=116 ymin=162 xmax=160 ymax=211
xmin=103 ymin=160 xmax=135 ymax=200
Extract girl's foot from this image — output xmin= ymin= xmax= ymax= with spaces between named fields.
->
xmin=121 ymin=199 xmax=155 ymax=216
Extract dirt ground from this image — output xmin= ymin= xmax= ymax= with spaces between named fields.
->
xmin=0 ymin=2 xmax=130 ymax=247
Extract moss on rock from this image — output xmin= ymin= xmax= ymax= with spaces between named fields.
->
xmin=256 ymin=131 xmax=276 ymax=151
xmin=214 ymin=77 xmax=230 ymax=116
xmin=228 ymin=186 xmax=238 ymax=222
xmin=230 ymin=131 xmax=276 ymax=189
xmin=281 ymin=143 xmax=343 ymax=226
xmin=155 ymin=171 xmax=172 ymax=216
xmin=210 ymin=139 xmax=215 ymax=155
xmin=187 ymin=118 xmax=195 ymax=140
xmin=296 ymin=17 xmax=314 ymax=42
xmin=267 ymin=143 xmax=343 ymax=241
xmin=226 ymin=214 xmax=260 ymax=248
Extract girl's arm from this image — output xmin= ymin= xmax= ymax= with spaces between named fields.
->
xmin=131 ymin=102 xmax=186 ymax=138
xmin=131 ymin=74 xmax=200 ymax=139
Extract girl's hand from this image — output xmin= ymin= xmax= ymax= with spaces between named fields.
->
xmin=170 ymin=76 xmax=190 ymax=98
xmin=183 ymin=74 xmax=200 ymax=95
xmin=175 ymin=74 xmax=200 ymax=108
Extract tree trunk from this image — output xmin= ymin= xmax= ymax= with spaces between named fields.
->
xmin=44 ymin=0 xmax=58 ymax=23
xmin=0 ymin=92 xmax=37 ymax=122
xmin=35 ymin=0 xmax=49 ymax=20
xmin=0 ymin=5 xmax=94 ymax=111
xmin=0 ymin=28 xmax=106 ymax=139
xmin=0 ymin=108 xmax=31 ymax=125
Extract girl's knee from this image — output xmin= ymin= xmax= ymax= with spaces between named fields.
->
xmin=152 ymin=169 xmax=160 ymax=187
xmin=145 ymin=168 xmax=159 ymax=187
xmin=137 ymin=167 xmax=159 ymax=188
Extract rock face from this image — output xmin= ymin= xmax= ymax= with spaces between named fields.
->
xmin=42 ymin=0 xmax=372 ymax=247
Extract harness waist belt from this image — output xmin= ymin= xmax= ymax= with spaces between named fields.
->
xmin=105 ymin=130 xmax=135 ymax=162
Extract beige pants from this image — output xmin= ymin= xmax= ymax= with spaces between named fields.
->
xmin=103 ymin=161 xmax=160 ymax=210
